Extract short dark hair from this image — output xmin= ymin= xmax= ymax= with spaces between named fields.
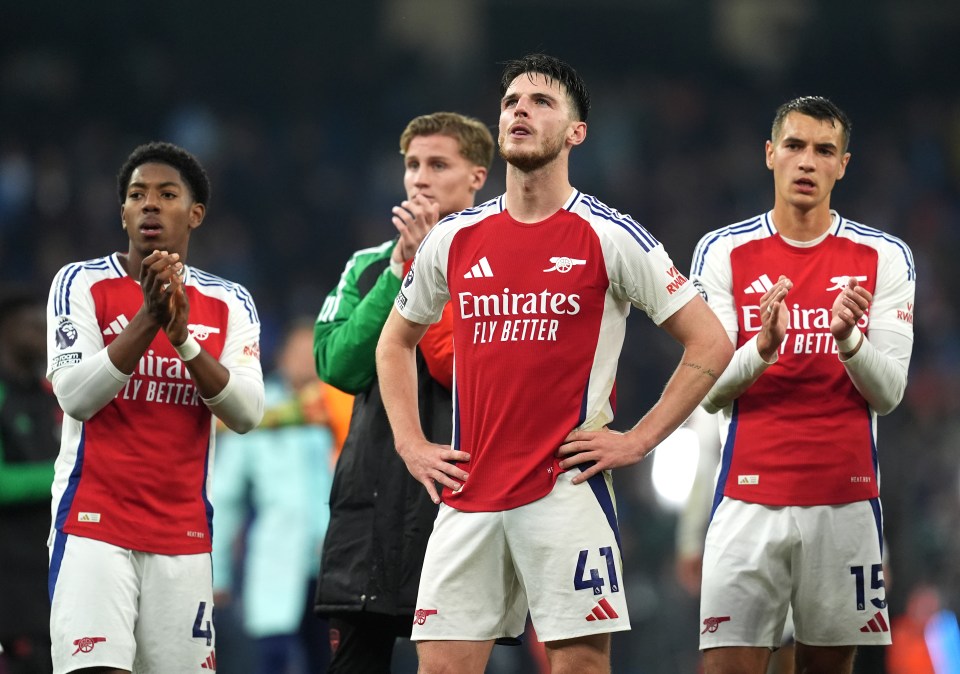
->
xmin=399 ymin=112 xmax=495 ymax=169
xmin=772 ymin=96 xmax=852 ymax=152
xmin=116 ymin=141 xmax=211 ymax=206
xmin=499 ymin=53 xmax=591 ymax=122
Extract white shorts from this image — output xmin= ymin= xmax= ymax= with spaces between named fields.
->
xmin=412 ymin=469 xmax=630 ymax=643
xmin=49 ymin=533 xmax=217 ymax=673
xmin=699 ymin=498 xmax=890 ymax=650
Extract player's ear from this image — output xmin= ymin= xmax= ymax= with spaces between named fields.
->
xmin=836 ymin=152 xmax=851 ymax=181
xmin=470 ymin=166 xmax=488 ymax=193
xmin=189 ymin=202 xmax=205 ymax=230
xmin=567 ymin=120 xmax=587 ymax=147
xmin=765 ymin=140 xmax=774 ymax=170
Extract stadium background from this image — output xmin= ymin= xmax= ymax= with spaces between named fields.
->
xmin=2 ymin=1 xmax=958 ymax=671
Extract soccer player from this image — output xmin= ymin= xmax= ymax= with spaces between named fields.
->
xmin=691 ymin=96 xmax=915 ymax=674
xmin=313 ymin=111 xmax=493 ymax=672
xmin=376 ymin=53 xmax=732 ymax=673
xmin=46 ymin=142 xmax=265 ymax=673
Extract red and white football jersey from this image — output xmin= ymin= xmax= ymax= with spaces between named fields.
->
xmin=47 ymin=253 xmax=262 ymax=554
xmin=691 ymin=211 xmax=915 ymax=506
xmin=397 ymin=191 xmax=697 ymax=511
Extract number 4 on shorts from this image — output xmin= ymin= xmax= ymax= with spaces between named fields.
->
xmin=193 ymin=601 xmax=215 ymax=646
xmin=574 ymin=547 xmax=620 ymax=595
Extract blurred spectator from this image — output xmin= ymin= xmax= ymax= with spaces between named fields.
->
xmin=213 ymin=318 xmax=342 ymax=674
xmin=0 ymin=286 xmax=60 ymax=674
xmin=886 ymin=583 xmax=954 ymax=674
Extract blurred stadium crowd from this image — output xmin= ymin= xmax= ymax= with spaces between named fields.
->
xmin=2 ymin=1 xmax=958 ymax=671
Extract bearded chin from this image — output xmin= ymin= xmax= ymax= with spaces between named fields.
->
xmin=499 ymin=139 xmax=563 ymax=172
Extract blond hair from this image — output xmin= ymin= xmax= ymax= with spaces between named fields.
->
xmin=399 ymin=112 xmax=494 ymax=169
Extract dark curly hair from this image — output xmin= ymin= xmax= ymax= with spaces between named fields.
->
xmin=116 ymin=141 xmax=211 ymax=206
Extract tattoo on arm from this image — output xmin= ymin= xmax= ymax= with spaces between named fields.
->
xmin=683 ymin=362 xmax=719 ymax=381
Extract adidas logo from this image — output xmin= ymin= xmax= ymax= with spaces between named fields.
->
xmin=464 ymin=257 xmax=494 ymax=279
xmin=103 ymin=314 xmax=130 ymax=336
xmin=585 ymin=598 xmax=619 ymax=622
xmin=859 ymin=611 xmax=889 ymax=633
xmin=201 ymin=650 xmax=217 ymax=669
xmin=743 ymin=274 xmax=774 ymax=295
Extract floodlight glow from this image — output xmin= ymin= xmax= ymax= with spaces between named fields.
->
xmin=650 ymin=427 xmax=700 ymax=510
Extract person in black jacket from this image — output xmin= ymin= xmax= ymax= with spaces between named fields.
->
xmin=313 ymin=111 xmax=493 ymax=672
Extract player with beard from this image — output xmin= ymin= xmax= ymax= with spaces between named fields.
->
xmin=376 ymin=53 xmax=733 ymax=674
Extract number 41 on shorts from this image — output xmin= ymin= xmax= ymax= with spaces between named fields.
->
xmin=574 ymin=546 xmax=620 ymax=596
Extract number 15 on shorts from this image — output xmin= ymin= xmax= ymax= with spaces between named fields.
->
xmin=574 ymin=546 xmax=620 ymax=595
xmin=850 ymin=564 xmax=886 ymax=611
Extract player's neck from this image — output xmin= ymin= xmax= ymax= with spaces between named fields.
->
xmin=771 ymin=201 xmax=834 ymax=242
xmin=504 ymin=162 xmax=573 ymax=224
xmin=116 ymin=251 xmax=139 ymax=279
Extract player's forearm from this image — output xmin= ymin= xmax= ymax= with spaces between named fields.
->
xmin=105 ymin=305 xmax=165 ymax=374
xmin=636 ymin=336 xmax=732 ymax=449
xmin=418 ymin=302 xmax=454 ymax=390
xmin=702 ymin=333 xmax=773 ymax=413
xmin=203 ymin=369 xmax=264 ymax=433
xmin=52 ymin=349 xmax=130 ymax=420
xmin=376 ymin=334 xmax=427 ymax=454
xmin=841 ymin=328 xmax=911 ymax=415
xmin=179 ymin=346 xmax=232 ymax=400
